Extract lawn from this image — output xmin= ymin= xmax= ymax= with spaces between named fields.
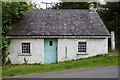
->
xmin=2 ymin=51 xmax=119 ymax=77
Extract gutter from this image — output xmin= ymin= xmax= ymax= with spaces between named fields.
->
xmin=6 ymin=35 xmax=110 ymax=39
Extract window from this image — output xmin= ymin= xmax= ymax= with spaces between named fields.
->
xmin=78 ymin=42 xmax=86 ymax=53
xmin=22 ymin=43 xmax=30 ymax=54
xmin=49 ymin=41 xmax=53 ymax=46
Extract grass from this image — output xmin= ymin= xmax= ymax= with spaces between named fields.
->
xmin=2 ymin=51 xmax=119 ymax=77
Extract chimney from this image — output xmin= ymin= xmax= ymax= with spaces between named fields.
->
xmin=89 ymin=3 xmax=96 ymax=12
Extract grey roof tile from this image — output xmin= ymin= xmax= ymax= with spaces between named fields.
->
xmin=7 ymin=9 xmax=110 ymax=36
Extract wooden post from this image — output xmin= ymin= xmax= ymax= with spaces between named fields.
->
xmin=111 ymin=31 xmax=115 ymax=51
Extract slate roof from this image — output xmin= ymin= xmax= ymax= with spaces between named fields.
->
xmin=7 ymin=9 xmax=110 ymax=36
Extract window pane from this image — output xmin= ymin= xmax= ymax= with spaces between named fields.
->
xmin=78 ymin=42 xmax=86 ymax=53
xmin=22 ymin=43 xmax=30 ymax=53
xmin=49 ymin=41 xmax=53 ymax=46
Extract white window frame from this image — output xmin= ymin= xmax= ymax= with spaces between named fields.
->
xmin=77 ymin=41 xmax=88 ymax=55
xmin=18 ymin=41 xmax=32 ymax=56
xmin=22 ymin=42 xmax=31 ymax=54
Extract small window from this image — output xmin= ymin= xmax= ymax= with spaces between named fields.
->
xmin=22 ymin=43 xmax=30 ymax=54
xmin=78 ymin=42 xmax=86 ymax=53
xmin=49 ymin=41 xmax=53 ymax=46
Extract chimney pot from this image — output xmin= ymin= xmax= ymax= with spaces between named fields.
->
xmin=89 ymin=3 xmax=96 ymax=12
xmin=89 ymin=3 xmax=94 ymax=9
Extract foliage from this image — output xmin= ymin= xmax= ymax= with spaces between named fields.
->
xmin=52 ymin=2 xmax=89 ymax=9
xmin=97 ymin=2 xmax=120 ymax=48
xmin=2 ymin=52 xmax=118 ymax=77
xmin=2 ymin=2 xmax=33 ymax=65
xmin=2 ymin=37 xmax=10 ymax=64
xmin=2 ymin=2 xmax=32 ymax=26
xmin=97 ymin=2 xmax=120 ymax=31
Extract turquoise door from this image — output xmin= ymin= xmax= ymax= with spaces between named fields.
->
xmin=44 ymin=39 xmax=58 ymax=64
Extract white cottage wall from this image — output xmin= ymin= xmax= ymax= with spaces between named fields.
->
xmin=58 ymin=38 xmax=108 ymax=62
xmin=9 ymin=39 xmax=44 ymax=64
xmin=9 ymin=38 xmax=108 ymax=64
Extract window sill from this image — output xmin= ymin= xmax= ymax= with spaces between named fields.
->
xmin=18 ymin=53 xmax=32 ymax=56
xmin=77 ymin=52 xmax=88 ymax=55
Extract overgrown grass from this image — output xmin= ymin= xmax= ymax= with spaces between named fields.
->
xmin=2 ymin=52 xmax=119 ymax=77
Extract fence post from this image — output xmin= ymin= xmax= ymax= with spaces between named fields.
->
xmin=111 ymin=31 xmax=115 ymax=51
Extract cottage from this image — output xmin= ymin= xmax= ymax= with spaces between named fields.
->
xmin=6 ymin=9 xmax=110 ymax=64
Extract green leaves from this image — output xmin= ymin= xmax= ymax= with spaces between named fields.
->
xmin=52 ymin=2 xmax=89 ymax=9
xmin=2 ymin=26 xmax=12 ymax=35
xmin=97 ymin=2 xmax=120 ymax=31
xmin=2 ymin=2 xmax=33 ymax=65
xmin=2 ymin=2 xmax=33 ymax=26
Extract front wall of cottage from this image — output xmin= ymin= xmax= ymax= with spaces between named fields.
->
xmin=9 ymin=39 xmax=44 ymax=64
xmin=58 ymin=38 xmax=108 ymax=62
xmin=9 ymin=38 xmax=108 ymax=64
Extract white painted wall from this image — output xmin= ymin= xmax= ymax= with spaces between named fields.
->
xmin=57 ymin=38 xmax=108 ymax=62
xmin=9 ymin=39 xmax=44 ymax=64
xmin=9 ymin=38 xmax=108 ymax=64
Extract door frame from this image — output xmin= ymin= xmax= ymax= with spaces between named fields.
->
xmin=44 ymin=39 xmax=58 ymax=64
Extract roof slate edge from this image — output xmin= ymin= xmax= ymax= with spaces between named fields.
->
xmin=89 ymin=12 xmax=110 ymax=35
xmin=6 ymin=35 xmax=110 ymax=36
xmin=6 ymin=35 xmax=110 ymax=39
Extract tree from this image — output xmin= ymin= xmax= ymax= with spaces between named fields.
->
xmin=52 ymin=2 xmax=89 ymax=9
xmin=2 ymin=2 xmax=33 ymax=65
xmin=97 ymin=2 xmax=120 ymax=31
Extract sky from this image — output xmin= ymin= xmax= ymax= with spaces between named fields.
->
xmin=31 ymin=0 xmax=106 ymax=9
xmin=31 ymin=0 xmax=60 ymax=9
